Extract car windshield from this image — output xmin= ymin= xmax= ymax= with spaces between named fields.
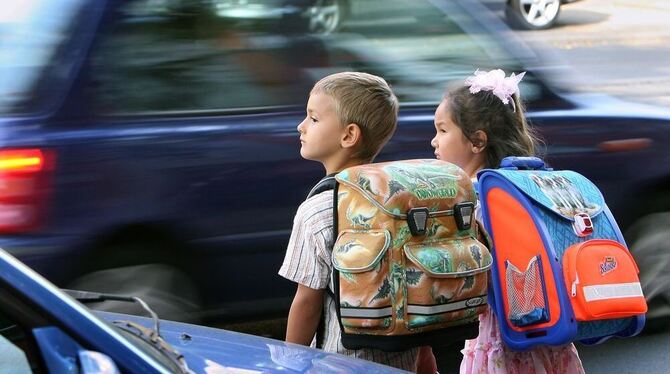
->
xmin=1 ymin=0 xmax=544 ymax=115
xmin=0 ymin=0 xmax=86 ymax=115
xmin=88 ymin=0 xmax=536 ymax=114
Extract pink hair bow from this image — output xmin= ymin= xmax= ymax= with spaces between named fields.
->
xmin=464 ymin=69 xmax=526 ymax=106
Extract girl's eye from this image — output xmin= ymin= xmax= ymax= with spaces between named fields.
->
xmin=310 ymin=117 xmax=318 ymax=124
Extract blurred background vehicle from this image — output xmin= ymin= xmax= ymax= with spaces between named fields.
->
xmin=0 ymin=247 xmax=405 ymax=373
xmin=204 ymin=0 xmax=582 ymax=35
xmin=504 ymin=0 xmax=581 ymax=30
xmin=1 ymin=0 xmax=669 ymax=334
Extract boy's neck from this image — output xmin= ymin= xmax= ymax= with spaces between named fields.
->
xmin=324 ymin=157 xmax=368 ymax=175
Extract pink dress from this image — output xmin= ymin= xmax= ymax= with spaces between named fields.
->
xmin=460 ymin=308 xmax=585 ymax=374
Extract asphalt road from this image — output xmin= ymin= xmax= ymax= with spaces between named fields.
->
xmin=579 ymin=328 xmax=670 ymax=374
xmin=486 ymin=0 xmax=670 ymax=107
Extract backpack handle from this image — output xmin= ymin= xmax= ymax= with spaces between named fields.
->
xmin=499 ymin=156 xmax=549 ymax=171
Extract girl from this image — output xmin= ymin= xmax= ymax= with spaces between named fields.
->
xmin=431 ymin=69 xmax=585 ymax=374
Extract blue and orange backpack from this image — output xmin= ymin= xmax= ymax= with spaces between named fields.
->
xmin=477 ymin=156 xmax=647 ymax=351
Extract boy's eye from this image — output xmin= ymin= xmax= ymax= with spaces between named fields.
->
xmin=310 ymin=117 xmax=318 ymax=124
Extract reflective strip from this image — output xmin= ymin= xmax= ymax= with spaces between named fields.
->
xmin=583 ymin=282 xmax=644 ymax=302
xmin=340 ymin=307 xmax=393 ymax=318
xmin=407 ymin=296 xmax=486 ymax=315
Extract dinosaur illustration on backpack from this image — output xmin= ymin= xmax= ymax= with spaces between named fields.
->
xmin=308 ymin=159 xmax=492 ymax=351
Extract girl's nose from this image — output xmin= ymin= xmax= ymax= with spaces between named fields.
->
xmin=430 ymin=135 xmax=438 ymax=149
xmin=297 ymin=119 xmax=305 ymax=133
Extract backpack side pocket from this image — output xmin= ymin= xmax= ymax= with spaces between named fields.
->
xmin=505 ymin=256 xmax=551 ymax=327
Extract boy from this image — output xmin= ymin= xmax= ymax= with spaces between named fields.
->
xmin=278 ymin=72 xmax=418 ymax=370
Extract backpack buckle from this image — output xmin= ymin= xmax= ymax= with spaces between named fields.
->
xmin=454 ymin=202 xmax=475 ymax=231
xmin=573 ymin=212 xmax=593 ymax=237
xmin=407 ymin=208 xmax=429 ymax=236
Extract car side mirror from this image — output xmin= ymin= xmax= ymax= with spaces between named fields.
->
xmin=79 ymin=350 xmax=120 ymax=374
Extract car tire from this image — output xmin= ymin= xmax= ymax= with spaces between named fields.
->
xmin=626 ymin=212 xmax=670 ymax=331
xmin=307 ymin=0 xmax=345 ymax=35
xmin=68 ymin=243 xmax=201 ymax=323
xmin=505 ymin=0 xmax=561 ymax=30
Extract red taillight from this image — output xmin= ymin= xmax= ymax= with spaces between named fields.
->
xmin=0 ymin=149 xmax=44 ymax=173
xmin=0 ymin=148 xmax=53 ymax=233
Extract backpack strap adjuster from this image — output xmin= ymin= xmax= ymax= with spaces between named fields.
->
xmin=454 ymin=202 xmax=475 ymax=231
xmin=407 ymin=207 xmax=429 ymax=236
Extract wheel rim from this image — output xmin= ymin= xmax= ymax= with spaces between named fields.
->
xmin=627 ymin=212 xmax=670 ymax=319
xmin=308 ymin=0 xmax=340 ymax=35
xmin=518 ymin=0 xmax=560 ymax=27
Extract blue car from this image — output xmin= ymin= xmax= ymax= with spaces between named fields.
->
xmin=0 ymin=248 xmax=406 ymax=373
xmin=1 ymin=0 xmax=670 ymax=328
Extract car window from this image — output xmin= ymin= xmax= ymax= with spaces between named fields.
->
xmin=0 ymin=0 xmax=87 ymax=115
xmin=87 ymin=0 xmax=538 ymax=114
xmin=0 ymin=321 xmax=34 ymax=373
xmin=0 ymin=286 xmax=47 ymax=373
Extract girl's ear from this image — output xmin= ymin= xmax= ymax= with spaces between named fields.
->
xmin=341 ymin=123 xmax=362 ymax=149
xmin=470 ymin=130 xmax=488 ymax=153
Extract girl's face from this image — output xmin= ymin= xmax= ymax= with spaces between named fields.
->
xmin=431 ymin=100 xmax=477 ymax=170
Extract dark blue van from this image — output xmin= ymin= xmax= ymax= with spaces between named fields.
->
xmin=2 ymin=0 xmax=670 ymax=326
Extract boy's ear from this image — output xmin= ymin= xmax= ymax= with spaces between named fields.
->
xmin=470 ymin=130 xmax=488 ymax=153
xmin=341 ymin=123 xmax=362 ymax=150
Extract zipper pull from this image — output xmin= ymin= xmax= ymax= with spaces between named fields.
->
xmin=571 ymin=273 xmax=579 ymax=297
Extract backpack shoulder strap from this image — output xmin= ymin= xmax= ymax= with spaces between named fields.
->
xmin=306 ymin=173 xmax=339 ymax=349
xmin=307 ymin=173 xmax=337 ymax=199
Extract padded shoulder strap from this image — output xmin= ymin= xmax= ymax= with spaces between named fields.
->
xmin=307 ymin=173 xmax=338 ymax=348
xmin=307 ymin=174 xmax=337 ymax=199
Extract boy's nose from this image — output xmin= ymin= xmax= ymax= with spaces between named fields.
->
xmin=430 ymin=136 xmax=438 ymax=148
xmin=297 ymin=118 xmax=306 ymax=134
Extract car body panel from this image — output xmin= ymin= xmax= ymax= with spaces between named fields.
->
xmin=96 ymin=311 xmax=407 ymax=373
xmin=0 ymin=248 xmax=406 ymax=373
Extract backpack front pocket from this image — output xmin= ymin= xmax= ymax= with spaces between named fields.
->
xmin=333 ymin=229 xmax=393 ymax=331
xmin=563 ymin=239 xmax=647 ymax=321
xmin=403 ymin=237 xmax=491 ymax=330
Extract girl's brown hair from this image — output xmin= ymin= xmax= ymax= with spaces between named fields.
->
xmin=444 ymin=84 xmax=542 ymax=169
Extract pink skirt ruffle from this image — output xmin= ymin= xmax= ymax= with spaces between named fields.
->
xmin=460 ymin=308 xmax=585 ymax=374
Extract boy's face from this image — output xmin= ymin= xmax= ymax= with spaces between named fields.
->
xmin=297 ymin=93 xmax=346 ymax=166
xmin=431 ymin=101 xmax=475 ymax=169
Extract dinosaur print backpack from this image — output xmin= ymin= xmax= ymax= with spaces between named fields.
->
xmin=309 ymin=159 xmax=492 ymax=351
xmin=477 ymin=156 xmax=647 ymax=351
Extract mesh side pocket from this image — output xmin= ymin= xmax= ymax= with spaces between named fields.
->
xmin=506 ymin=256 xmax=550 ymax=327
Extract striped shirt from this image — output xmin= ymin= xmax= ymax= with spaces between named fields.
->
xmin=278 ymin=190 xmax=419 ymax=372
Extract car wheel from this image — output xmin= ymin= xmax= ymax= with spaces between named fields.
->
xmin=505 ymin=0 xmax=561 ymax=30
xmin=69 ymin=263 xmax=201 ymax=323
xmin=68 ymin=243 xmax=201 ymax=323
xmin=626 ymin=212 xmax=670 ymax=330
xmin=307 ymin=0 xmax=344 ymax=35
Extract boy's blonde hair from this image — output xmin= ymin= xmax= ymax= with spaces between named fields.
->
xmin=311 ymin=72 xmax=398 ymax=162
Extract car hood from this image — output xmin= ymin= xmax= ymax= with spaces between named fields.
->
xmin=96 ymin=312 xmax=407 ymax=373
